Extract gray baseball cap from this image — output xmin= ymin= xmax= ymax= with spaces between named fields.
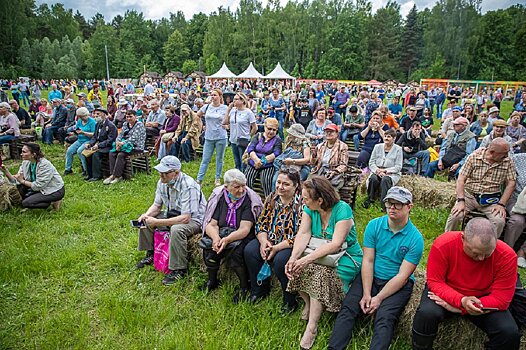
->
xmin=154 ymin=156 xmax=181 ymax=173
xmin=383 ymin=186 xmax=413 ymax=204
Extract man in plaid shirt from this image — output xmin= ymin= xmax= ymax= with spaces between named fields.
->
xmin=445 ymin=138 xmax=516 ymax=236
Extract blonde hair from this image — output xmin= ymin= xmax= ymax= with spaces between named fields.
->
xmin=264 ymin=117 xmax=279 ymax=129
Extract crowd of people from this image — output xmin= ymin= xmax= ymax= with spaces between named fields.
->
xmin=1 ymin=77 xmax=526 ymax=349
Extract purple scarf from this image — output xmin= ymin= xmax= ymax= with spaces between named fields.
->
xmin=223 ymin=189 xmax=246 ymax=228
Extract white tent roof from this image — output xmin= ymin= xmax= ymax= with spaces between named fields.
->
xmin=263 ymin=62 xmax=294 ymax=80
xmin=207 ymin=62 xmax=237 ymax=79
xmin=236 ymin=62 xmax=263 ymax=79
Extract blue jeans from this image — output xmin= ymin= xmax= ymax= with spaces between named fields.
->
xmin=437 ymin=103 xmax=443 ymax=120
xmin=352 ymin=134 xmax=361 ymax=151
xmin=42 ymin=126 xmax=60 ymax=144
xmin=276 ymin=114 xmax=285 ymax=140
xmin=197 ymin=138 xmax=227 ymax=181
xmin=170 ymin=132 xmax=194 ymax=162
xmin=407 ymin=150 xmax=430 ymax=175
xmin=65 ymin=140 xmax=88 ymax=171
xmin=231 ymin=143 xmax=247 ymax=172
xmin=0 ymin=135 xmax=16 ymax=144
xmin=425 ymin=160 xmax=461 ymax=178
xmin=21 ymin=91 xmax=30 ymax=107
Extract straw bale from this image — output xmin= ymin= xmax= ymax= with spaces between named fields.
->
xmin=0 ymin=182 xmax=22 ymax=211
xmin=397 ymin=175 xmax=456 ymax=209
xmin=398 ymin=269 xmax=526 ymax=350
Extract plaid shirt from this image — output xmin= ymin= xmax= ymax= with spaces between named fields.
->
xmin=154 ymin=172 xmax=207 ymax=225
xmin=460 ymin=148 xmax=516 ymax=194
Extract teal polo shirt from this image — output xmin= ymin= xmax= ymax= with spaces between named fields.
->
xmin=363 ymin=215 xmax=424 ymax=281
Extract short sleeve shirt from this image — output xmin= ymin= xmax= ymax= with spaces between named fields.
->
xmin=75 ymin=117 xmax=97 ymax=143
xmin=363 ymin=215 xmax=424 ymax=281
xmin=304 ymin=200 xmax=357 ymax=246
xmin=229 ymin=108 xmax=256 ymax=144
xmin=200 ymin=104 xmax=228 ymax=140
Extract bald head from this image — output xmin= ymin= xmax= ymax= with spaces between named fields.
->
xmin=486 ymin=137 xmax=510 ymax=163
xmin=489 ymin=137 xmax=510 ymax=152
xmin=464 ymin=217 xmax=497 ymax=243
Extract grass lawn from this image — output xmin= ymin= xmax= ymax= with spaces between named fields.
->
xmin=0 ymin=91 xmax=522 ymax=349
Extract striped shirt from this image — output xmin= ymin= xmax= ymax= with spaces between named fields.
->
xmin=154 ymin=172 xmax=207 ymax=225
xmin=460 ymin=148 xmax=516 ymax=194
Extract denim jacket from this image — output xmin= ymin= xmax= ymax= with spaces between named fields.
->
xmin=470 ymin=120 xmax=493 ymax=138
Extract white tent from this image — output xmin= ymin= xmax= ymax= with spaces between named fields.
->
xmin=236 ymin=62 xmax=263 ymax=79
xmin=263 ymin=62 xmax=294 ymax=80
xmin=207 ymin=62 xmax=237 ymax=79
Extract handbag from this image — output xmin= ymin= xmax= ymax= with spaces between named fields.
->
xmin=161 ymin=132 xmax=175 ymax=142
xmin=81 ymin=147 xmax=97 ymax=158
xmin=302 ymin=236 xmax=348 ymax=268
xmin=237 ymin=137 xmax=250 ymax=148
xmin=441 ymin=144 xmax=465 ymax=168
xmin=316 ymin=164 xmax=344 ymax=188
xmin=153 ymin=230 xmax=171 ymax=274
xmin=199 ymin=227 xmax=241 ymax=250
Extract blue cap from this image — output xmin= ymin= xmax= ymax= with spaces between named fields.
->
xmin=452 ymin=106 xmax=463 ymax=112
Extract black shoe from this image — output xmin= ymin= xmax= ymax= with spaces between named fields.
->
xmin=362 ymin=199 xmax=372 ymax=209
xmin=281 ymin=301 xmax=299 ymax=314
xmin=201 ymin=279 xmax=221 ymax=293
xmin=248 ymin=292 xmax=269 ymax=305
xmin=63 ymin=169 xmax=73 ymax=175
xmin=232 ymin=288 xmax=250 ymax=304
xmin=136 ymin=255 xmax=154 ymax=269
xmin=83 ymin=175 xmax=91 ymax=181
xmin=162 ymin=269 xmax=187 ymax=285
xmin=88 ymin=177 xmax=102 ymax=182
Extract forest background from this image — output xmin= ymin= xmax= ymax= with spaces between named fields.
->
xmin=1 ymin=0 xmax=525 ymax=82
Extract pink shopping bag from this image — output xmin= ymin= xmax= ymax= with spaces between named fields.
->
xmin=153 ymin=230 xmax=171 ymax=274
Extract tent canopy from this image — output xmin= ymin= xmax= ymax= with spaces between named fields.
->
xmin=207 ymin=62 xmax=237 ymax=79
xmin=237 ymin=62 xmax=263 ymax=79
xmin=263 ymin=62 xmax=294 ymax=80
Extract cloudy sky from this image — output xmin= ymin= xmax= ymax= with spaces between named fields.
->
xmin=36 ymin=0 xmax=519 ymax=20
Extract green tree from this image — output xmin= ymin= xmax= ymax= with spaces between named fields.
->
xmin=205 ymin=53 xmax=220 ymax=74
xmin=163 ymin=30 xmax=189 ymax=72
xmin=16 ymin=39 xmax=32 ymax=76
xmin=182 ymin=59 xmax=198 ymax=75
xmin=400 ymin=5 xmax=423 ymax=81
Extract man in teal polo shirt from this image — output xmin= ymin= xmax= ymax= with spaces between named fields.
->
xmin=328 ymin=186 xmax=424 ymax=350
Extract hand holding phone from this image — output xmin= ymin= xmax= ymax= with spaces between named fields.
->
xmin=130 ymin=220 xmax=145 ymax=228
xmin=481 ymin=307 xmax=498 ymax=312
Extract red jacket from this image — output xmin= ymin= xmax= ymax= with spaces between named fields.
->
xmin=427 ymin=231 xmax=517 ymax=311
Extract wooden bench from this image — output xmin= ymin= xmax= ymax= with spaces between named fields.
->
xmin=100 ymin=150 xmax=151 ymax=180
xmin=9 ymin=134 xmax=37 ymax=160
xmin=339 ymin=151 xmax=361 ymax=209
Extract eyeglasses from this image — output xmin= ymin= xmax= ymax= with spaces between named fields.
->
xmin=385 ymin=201 xmax=405 ymax=210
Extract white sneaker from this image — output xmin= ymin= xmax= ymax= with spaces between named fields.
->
xmin=103 ymin=176 xmax=114 ymax=185
xmin=110 ymin=177 xmax=122 ymax=184
xmin=518 ymin=257 xmax=526 ymax=269
xmin=196 ymin=180 xmax=202 ymax=186
xmin=215 ymin=179 xmax=221 ymax=187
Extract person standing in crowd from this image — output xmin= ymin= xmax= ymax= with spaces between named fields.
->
xmin=84 ymin=107 xmax=118 ymax=182
xmin=329 ymin=187 xmax=423 ymax=350
xmin=333 ymin=85 xmax=350 ymax=117
xmin=31 ymin=80 xmax=42 ymax=101
xmin=412 ymin=217 xmax=519 ymax=350
xmin=0 ymin=142 xmax=64 ymax=210
xmin=135 ymin=156 xmax=206 ymax=285
xmin=196 ymin=89 xmax=228 ymax=187
xmin=223 ymin=92 xmax=257 ymax=172
xmin=268 ymin=88 xmax=287 ymax=140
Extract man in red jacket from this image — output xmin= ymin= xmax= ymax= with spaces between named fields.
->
xmin=411 ymin=217 xmax=520 ymax=350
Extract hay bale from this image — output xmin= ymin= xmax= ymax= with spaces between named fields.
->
xmin=397 ymin=175 xmax=456 ymax=209
xmin=0 ymin=181 xmax=22 ymax=211
xmin=398 ymin=269 xmax=526 ymax=350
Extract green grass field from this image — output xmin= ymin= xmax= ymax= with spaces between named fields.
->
xmin=0 ymin=90 xmax=522 ymax=349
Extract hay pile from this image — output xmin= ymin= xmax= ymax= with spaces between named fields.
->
xmin=397 ymin=175 xmax=456 ymax=209
xmin=0 ymin=181 xmax=22 ymax=211
xmin=398 ymin=269 xmax=526 ymax=350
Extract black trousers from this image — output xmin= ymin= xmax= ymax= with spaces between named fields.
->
xmin=244 ymin=239 xmax=296 ymax=306
xmin=202 ymin=236 xmax=251 ymax=288
xmin=18 ymin=185 xmax=65 ymax=209
xmin=367 ymin=174 xmax=393 ymax=204
xmin=328 ymin=274 xmax=414 ymax=350
xmin=412 ymin=286 xmax=521 ymax=350
xmin=109 ymin=150 xmax=140 ymax=178
xmin=89 ymin=150 xmax=109 ymax=179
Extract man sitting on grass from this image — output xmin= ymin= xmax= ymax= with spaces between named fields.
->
xmin=135 ymin=156 xmax=207 ymax=285
xmin=412 ymin=217 xmax=520 ymax=350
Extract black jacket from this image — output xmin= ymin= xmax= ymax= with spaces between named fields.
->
xmin=51 ymin=105 xmax=68 ymax=127
xmin=88 ymin=119 xmax=118 ymax=151
xmin=396 ymin=130 xmax=427 ymax=154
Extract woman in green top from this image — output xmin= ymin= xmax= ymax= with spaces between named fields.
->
xmin=286 ymin=176 xmax=362 ymax=350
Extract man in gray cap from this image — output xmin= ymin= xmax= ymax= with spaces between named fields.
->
xmin=42 ymin=98 xmax=68 ymax=145
xmin=77 ymin=92 xmax=94 ymax=113
xmin=135 ymin=155 xmax=207 ymax=285
xmin=329 ymin=186 xmax=424 ymax=350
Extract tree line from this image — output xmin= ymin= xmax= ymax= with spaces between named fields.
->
xmin=1 ymin=0 xmax=525 ymax=82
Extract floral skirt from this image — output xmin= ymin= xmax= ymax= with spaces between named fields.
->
xmin=287 ymin=263 xmax=345 ymax=313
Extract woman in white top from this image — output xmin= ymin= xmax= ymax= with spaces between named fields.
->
xmin=196 ymin=89 xmax=229 ymax=186
xmin=222 ymin=92 xmax=257 ymax=172
xmin=364 ymin=129 xmax=402 ymax=210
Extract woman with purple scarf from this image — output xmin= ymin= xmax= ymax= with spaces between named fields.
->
xmin=201 ymin=169 xmax=263 ymax=303
xmin=244 ymin=118 xmax=283 ymax=197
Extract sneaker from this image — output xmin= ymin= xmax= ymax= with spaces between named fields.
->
xmin=214 ymin=179 xmax=221 ymax=186
xmin=110 ymin=177 xmax=122 ymax=184
xmin=103 ymin=176 xmax=114 ymax=185
xmin=63 ymin=169 xmax=73 ymax=175
xmin=88 ymin=177 xmax=102 ymax=182
xmin=196 ymin=180 xmax=202 ymax=186
xmin=136 ymin=255 xmax=154 ymax=269
xmin=518 ymin=257 xmax=526 ymax=269
xmin=162 ymin=269 xmax=187 ymax=285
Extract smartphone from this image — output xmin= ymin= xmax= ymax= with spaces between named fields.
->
xmin=481 ymin=307 xmax=498 ymax=312
xmin=130 ymin=220 xmax=145 ymax=228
